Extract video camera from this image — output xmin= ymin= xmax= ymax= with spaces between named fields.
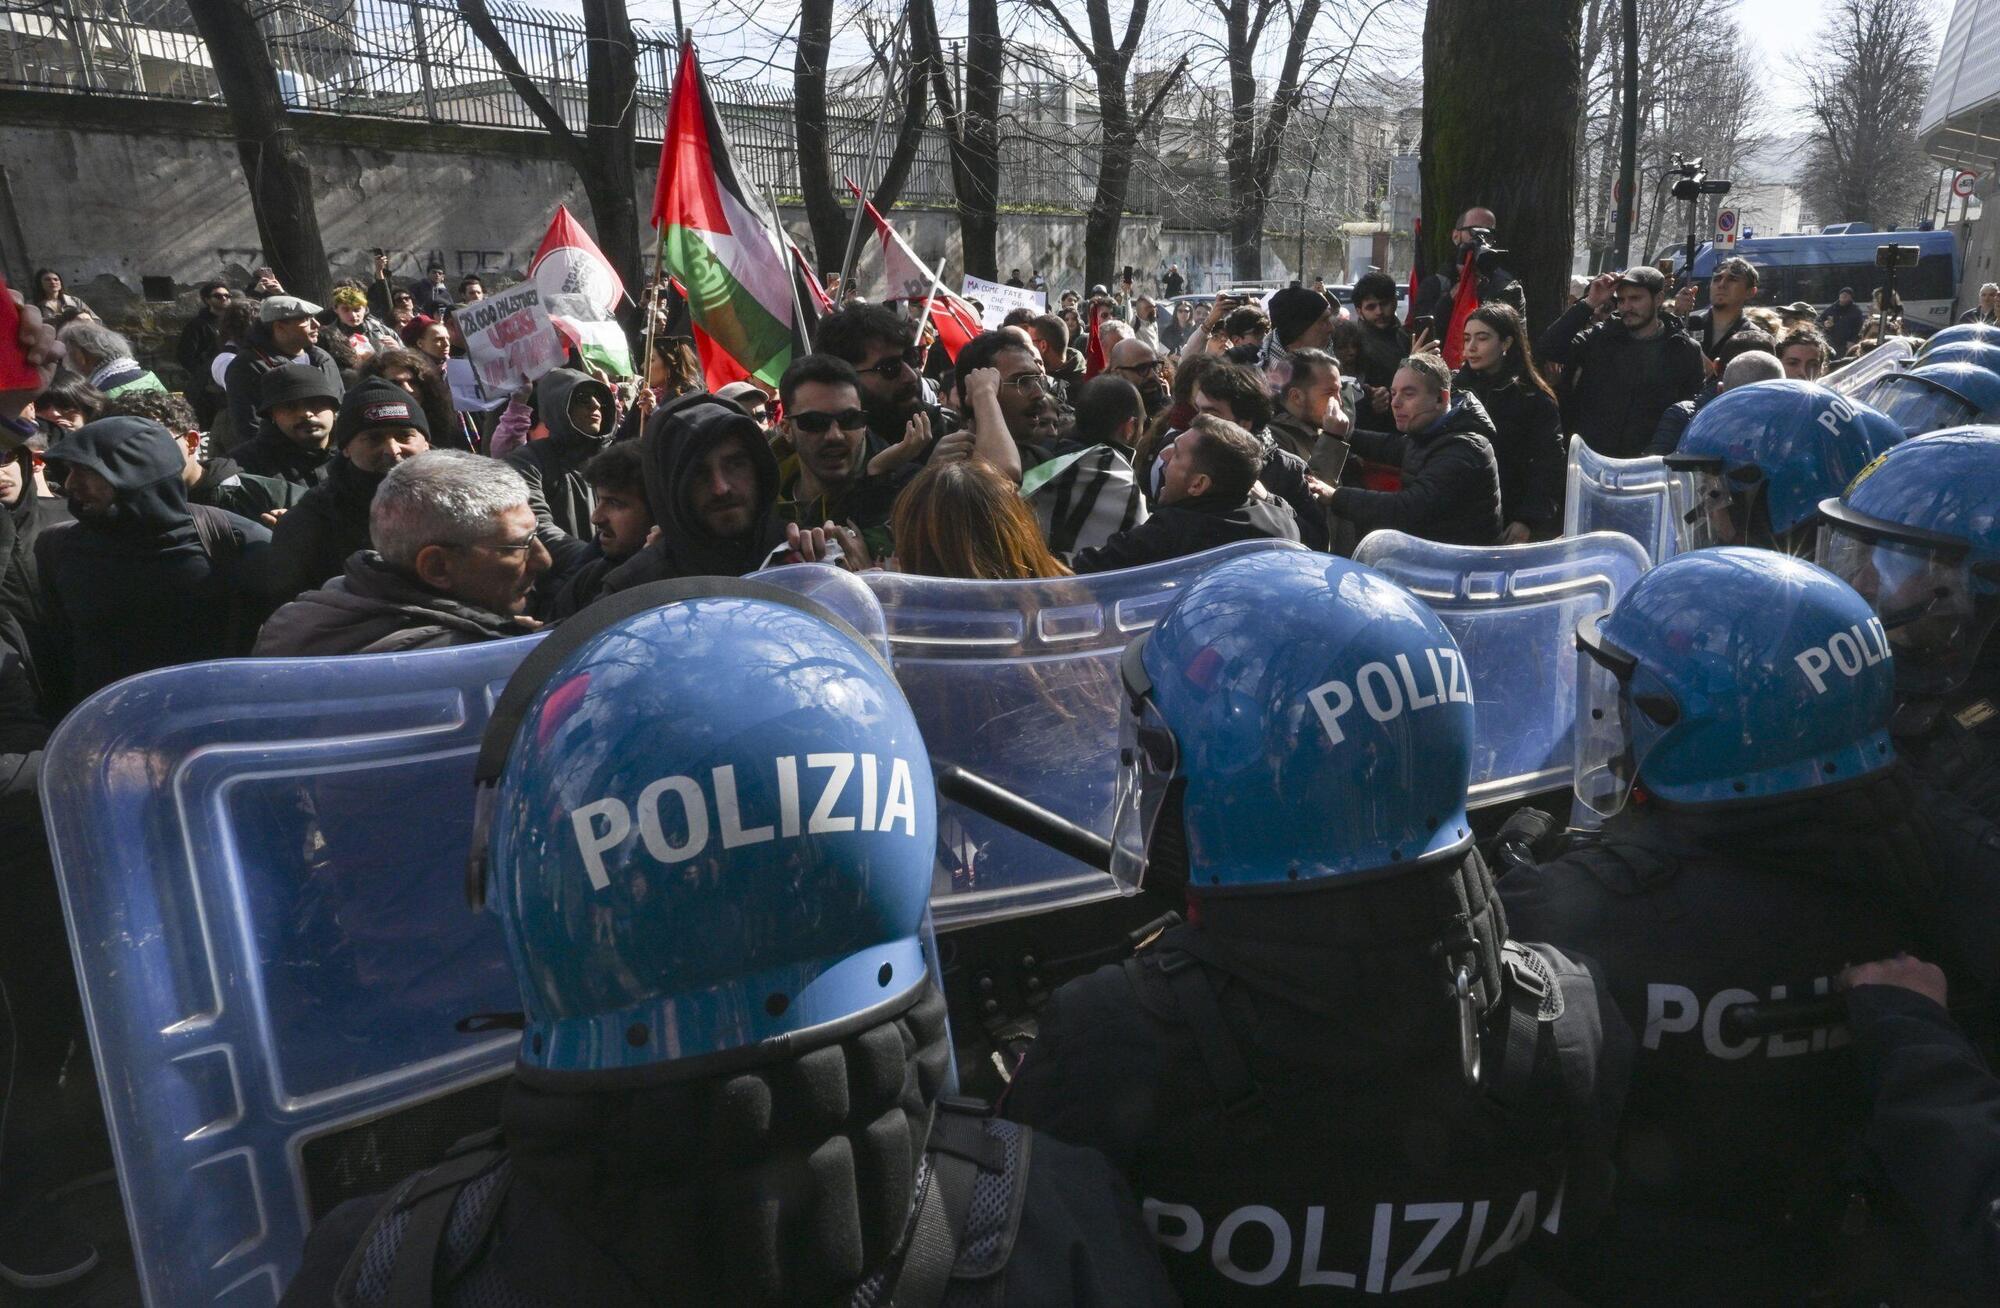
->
xmin=1461 ymin=226 xmax=1509 ymax=275
xmin=1667 ymin=154 xmax=1732 ymax=202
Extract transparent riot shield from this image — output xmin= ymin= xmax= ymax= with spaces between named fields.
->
xmin=42 ymin=571 xmax=893 ymax=1308
xmin=1353 ymin=530 xmax=1652 ymax=807
xmin=48 ymin=550 xmax=1287 ymax=1304
xmin=1823 ymin=337 xmax=1915 ymax=398
xmin=867 ymin=539 xmax=1303 ymax=928
xmin=1562 ymin=435 xmax=1693 ymax=567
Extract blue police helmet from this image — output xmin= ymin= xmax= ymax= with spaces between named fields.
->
xmin=1574 ymin=548 xmax=1895 ymax=815
xmin=1818 ymin=427 xmax=2000 ymax=697
xmin=475 ymin=580 xmax=938 ymax=1080
xmin=1110 ymin=550 xmax=1474 ymax=894
xmin=1867 ymin=362 xmax=2000 ymax=438
xmin=1918 ymin=341 xmax=2000 ymax=374
xmin=1848 ymin=397 xmax=1911 ymax=461
xmin=1920 ymin=322 xmax=2000 ymax=358
xmin=1668 ymin=379 xmax=1888 ymax=550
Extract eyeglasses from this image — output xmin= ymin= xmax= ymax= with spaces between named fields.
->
xmin=1001 ymin=374 xmax=1055 ymax=397
xmin=1116 ymin=360 xmax=1167 ymax=377
xmin=447 ymin=535 xmax=539 ymax=556
xmin=791 ymin=407 xmax=867 ymax=434
xmin=858 ymin=348 xmax=923 ymax=378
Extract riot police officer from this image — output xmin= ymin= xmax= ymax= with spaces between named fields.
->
xmin=1505 ymin=547 xmax=2000 ymax=1304
xmin=1667 ymin=378 xmax=1901 ymax=556
xmin=279 ymin=580 xmax=1178 ymax=1307
xmin=1819 ymin=428 xmax=2000 ymax=821
xmin=1004 ymin=550 xmax=1633 ymax=1305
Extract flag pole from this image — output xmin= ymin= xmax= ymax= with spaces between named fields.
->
xmin=639 ymin=226 xmax=666 ymax=400
xmin=912 ymin=241 xmax=949 ymax=371
xmin=765 ymin=186 xmax=812 ymax=355
xmin=836 ymin=13 xmax=911 ymax=297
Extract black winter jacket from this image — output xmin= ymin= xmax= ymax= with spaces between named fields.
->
xmin=255 ymin=551 xmax=539 ymax=656
xmin=1072 ymin=489 xmax=1299 ymax=573
xmin=1453 ymin=370 xmax=1565 ymax=534
xmin=1333 ymin=394 xmax=1504 ymax=546
xmin=1538 ymin=301 xmax=1706 ymax=459
xmin=232 ymin=428 xmax=334 ymax=492
xmin=505 ymin=368 xmax=616 ymax=543
xmin=268 ymin=456 xmax=384 ymax=600
xmin=38 ymin=418 xmax=275 ymax=709
xmin=1500 ymin=776 xmax=2000 ymax=1304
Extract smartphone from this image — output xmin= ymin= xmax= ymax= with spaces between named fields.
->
xmin=1308 ymin=434 xmax=1351 ymax=484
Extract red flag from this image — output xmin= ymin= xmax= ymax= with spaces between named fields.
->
xmin=530 ymin=204 xmax=625 ymax=319
xmin=846 ymin=181 xmax=982 ymax=361
xmin=1084 ymin=301 xmax=1107 ymax=378
xmin=1440 ymin=250 xmax=1481 ymax=369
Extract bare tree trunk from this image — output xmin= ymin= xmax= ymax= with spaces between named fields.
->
xmin=915 ymin=0 xmax=1002 ymax=280
xmin=1421 ymin=0 xmax=1584 ymax=333
xmin=1030 ymin=0 xmax=1186 ymax=290
xmin=1223 ymin=0 xmax=1322 ymax=281
xmin=460 ymin=0 xmax=641 ymax=328
xmin=186 ymin=0 xmax=329 ymax=301
xmin=795 ymin=0 xmax=934 ymax=274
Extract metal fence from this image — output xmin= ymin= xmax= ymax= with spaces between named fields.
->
xmin=0 ymin=0 xmax=1299 ymax=226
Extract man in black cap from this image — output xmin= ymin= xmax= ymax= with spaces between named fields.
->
xmin=1262 ymin=283 xmax=1336 ymax=388
xmin=221 ymin=294 xmax=343 ymax=451
xmin=235 ymin=363 xmax=340 ymax=491
xmin=268 ymin=379 xmax=432 ymax=600
xmin=1537 ymin=266 xmax=1705 ymax=458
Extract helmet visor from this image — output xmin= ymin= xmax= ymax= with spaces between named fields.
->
xmin=1677 ymin=464 xmax=1765 ymax=551
xmin=1817 ymin=522 xmax=2000 ymax=695
xmin=1874 ymin=379 xmax=1977 ymax=437
xmin=1572 ymin=611 xmax=1667 ymax=819
xmin=1108 ymin=640 xmax=1177 ymax=894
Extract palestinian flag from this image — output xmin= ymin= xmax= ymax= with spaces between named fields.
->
xmin=846 ymin=180 xmax=981 ymax=362
xmin=652 ymin=43 xmax=796 ymax=389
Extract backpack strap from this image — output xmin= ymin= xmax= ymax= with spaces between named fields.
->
xmin=887 ymin=1101 xmax=1029 ymax=1308
xmin=1125 ymin=949 xmax=1266 ymax=1127
xmin=1484 ymin=940 xmax=1563 ymax=1113
xmin=188 ymin=504 xmax=240 ymax=565
xmin=333 ymin=1133 xmax=509 ymax=1308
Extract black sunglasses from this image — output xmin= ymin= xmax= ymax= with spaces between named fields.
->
xmin=791 ymin=407 xmax=867 ymax=434
xmin=858 ymin=348 xmax=923 ymax=378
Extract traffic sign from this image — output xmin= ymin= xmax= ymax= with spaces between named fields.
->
xmin=1953 ymin=170 xmax=1979 ymax=199
xmin=1716 ymin=207 xmax=1739 ymax=248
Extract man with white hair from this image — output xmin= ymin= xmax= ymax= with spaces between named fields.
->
xmin=1647 ymin=348 xmax=1786 ymax=455
xmin=255 ymin=450 xmax=549 ymax=654
xmin=1961 ymin=282 xmax=2000 ymax=326
xmin=56 ymin=319 xmax=165 ymax=397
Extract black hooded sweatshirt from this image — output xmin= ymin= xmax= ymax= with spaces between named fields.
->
xmin=598 ymin=392 xmax=786 ymax=591
xmin=506 ymin=368 xmax=616 ymax=544
xmin=37 ymin=418 xmax=272 ymax=709
xmin=268 ymin=455 xmax=385 ymax=600
xmin=0 ymin=457 xmax=70 ymax=678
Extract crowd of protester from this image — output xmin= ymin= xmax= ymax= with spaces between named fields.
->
xmin=0 ymin=214 xmax=1961 ymax=1292
xmin=0 ymin=223 xmax=1903 ymax=717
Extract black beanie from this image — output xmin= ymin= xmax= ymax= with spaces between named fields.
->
xmin=1268 ymin=286 xmax=1329 ymax=348
xmin=258 ymin=363 xmax=342 ymax=415
xmin=331 ymin=377 xmax=432 ymax=449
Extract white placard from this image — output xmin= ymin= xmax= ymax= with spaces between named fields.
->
xmin=961 ymin=275 xmax=1046 ymax=328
